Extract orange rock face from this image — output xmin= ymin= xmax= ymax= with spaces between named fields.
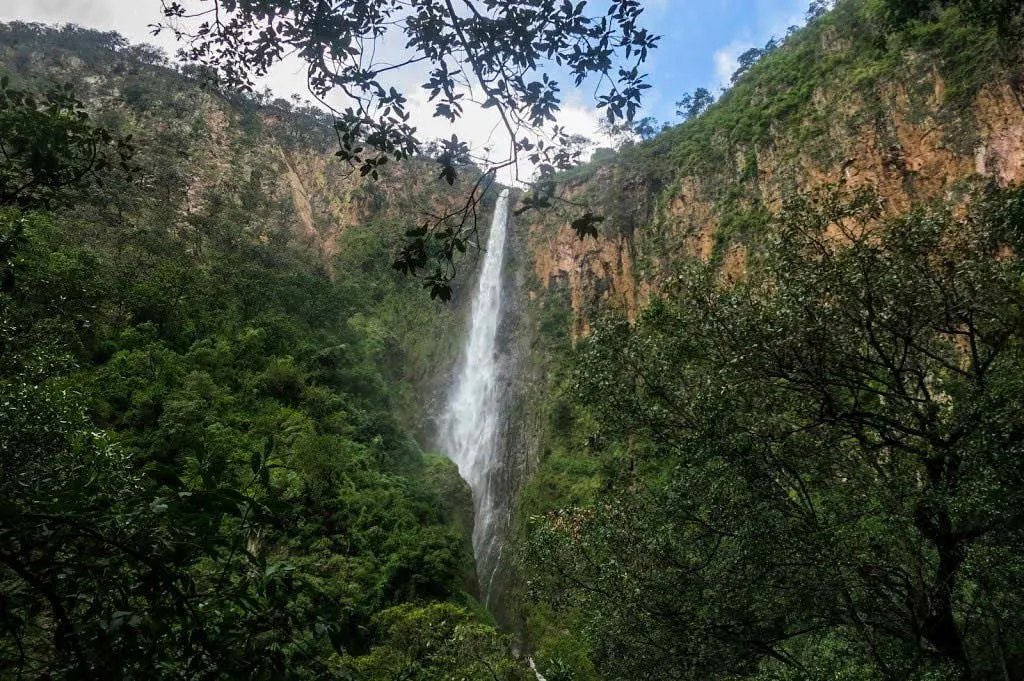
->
xmin=524 ymin=78 xmax=1024 ymax=339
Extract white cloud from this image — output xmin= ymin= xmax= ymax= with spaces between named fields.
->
xmin=0 ymin=0 xmax=173 ymax=48
xmin=398 ymin=87 xmax=614 ymax=185
xmin=713 ymin=40 xmax=750 ymax=89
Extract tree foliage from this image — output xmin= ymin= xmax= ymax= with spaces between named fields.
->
xmin=0 ymin=74 xmax=134 ymax=295
xmin=528 ymin=185 xmax=1024 ymax=681
xmin=0 ymin=78 xmax=133 ymax=210
xmin=156 ymin=0 xmax=658 ymax=297
xmin=0 ymin=48 xmax=519 ymax=678
xmin=347 ymin=603 xmax=530 ymax=680
xmin=674 ymin=87 xmax=714 ymax=121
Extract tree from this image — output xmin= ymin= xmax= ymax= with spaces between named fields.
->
xmin=730 ymin=46 xmax=765 ymax=83
xmin=346 ymin=603 xmax=530 ymax=680
xmin=156 ymin=0 xmax=659 ymax=297
xmin=729 ymin=35 xmax=783 ymax=85
xmin=0 ymin=57 xmax=487 ymax=675
xmin=674 ymin=87 xmax=714 ymax=121
xmin=632 ymin=116 xmax=661 ymax=140
xmin=806 ymin=0 xmax=834 ymax=21
xmin=530 ymin=185 xmax=1024 ymax=681
xmin=596 ymin=114 xmax=664 ymax=149
xmin=0 ymin=77 xmax=132 ymax=211
xmin=0 ymin=77 xmax=133 ymax=293
xmin=122 ymin=43 xmax=168 ymax=65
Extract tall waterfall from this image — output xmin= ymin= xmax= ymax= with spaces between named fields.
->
xmin=442 ymin=188 xmax=511 ymax=604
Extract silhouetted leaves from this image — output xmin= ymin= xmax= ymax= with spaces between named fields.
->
xmin=158 ymin=0 xmax=658 ymax=299
xmin=0 ymin=79 xmax=134 ymax=210
xmin=570 ymin=212 xmax=604 ymax=239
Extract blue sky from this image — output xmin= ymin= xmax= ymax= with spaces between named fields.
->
xmin=640 ymin=0 xmax=807 ymax=122
xmin=0 ymin=0 xmax=808 ymax=176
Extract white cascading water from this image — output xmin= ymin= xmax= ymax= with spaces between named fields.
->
xmin=442 ymin=188 xmax=511 ymax=604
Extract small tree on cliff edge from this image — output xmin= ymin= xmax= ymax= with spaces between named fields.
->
xmin=156 ymin=0 xmax=658 ymax=298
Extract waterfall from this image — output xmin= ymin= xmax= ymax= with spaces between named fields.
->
xmin=442 ymin=187 xmax=511 ymax=604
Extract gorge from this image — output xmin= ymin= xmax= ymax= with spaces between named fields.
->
xmin=2 ymin=1 xmax=1024 ymax=679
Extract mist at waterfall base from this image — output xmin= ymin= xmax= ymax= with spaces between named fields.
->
xmin=441 ymin=188 xmax=511 ymax=605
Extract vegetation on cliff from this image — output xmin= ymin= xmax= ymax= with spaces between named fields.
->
xmin=159 ymin=0 xmax=658 ymax=300
xmin=526 ymin=0 xmax=1024 ymax=328
xmin=516 ymin=0 xmax=1024 ymax=680
xmin=2 ymin=0 xmax=1024 ymax=677
xmin=528 ymin=184 xmax=1024 ymax=681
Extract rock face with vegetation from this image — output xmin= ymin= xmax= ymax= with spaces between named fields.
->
xmin=524 ymin=0 xmax=1024 ymax=337
xmin=510 ymin=1 xmax=1024 ymax=680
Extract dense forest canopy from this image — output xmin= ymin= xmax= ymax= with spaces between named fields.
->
xmin=528 ymin=185 xmax=1024 ymax=681
xmin=0 ymin=21 xmax=530 ymax=679
xmin=512 ymin=0 xmax=1024 ymax=680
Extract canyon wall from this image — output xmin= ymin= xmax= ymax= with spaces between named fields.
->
xmin=0 ymin=25 xmax=485 ymax=446
xmin=496 ymin=2 xmax=1024 ymax=638
xmin=522 ymin=8 xmax=1024 ymax=338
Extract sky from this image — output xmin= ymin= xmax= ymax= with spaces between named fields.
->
xmin=0 ymin=0 xmax=807 ymax=178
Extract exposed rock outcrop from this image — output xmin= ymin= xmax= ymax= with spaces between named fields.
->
xmin=525 ymin=78 xmax=1024 ymax=338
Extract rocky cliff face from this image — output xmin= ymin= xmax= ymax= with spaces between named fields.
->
xmin=1 ymin=23 xmax=492 ymax=271
xmin=493 ymin=3 xmax=1024 ymax=632
xmin=523 ymin=13 xmax=1024 ymax=338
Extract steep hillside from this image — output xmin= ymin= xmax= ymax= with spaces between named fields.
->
xmin=508 ymin=2 xmax=1024 ymax=679
xmin=5 ymin=3 xmax=1024 ymax=678
xmin=0 ymin=21 xmax=499 ymax=438
xmin=524 ymin=0 xmax=1024 ymax=337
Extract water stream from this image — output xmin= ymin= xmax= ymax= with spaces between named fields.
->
xmin=441 ymin=188 xmax=511 ymax=605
